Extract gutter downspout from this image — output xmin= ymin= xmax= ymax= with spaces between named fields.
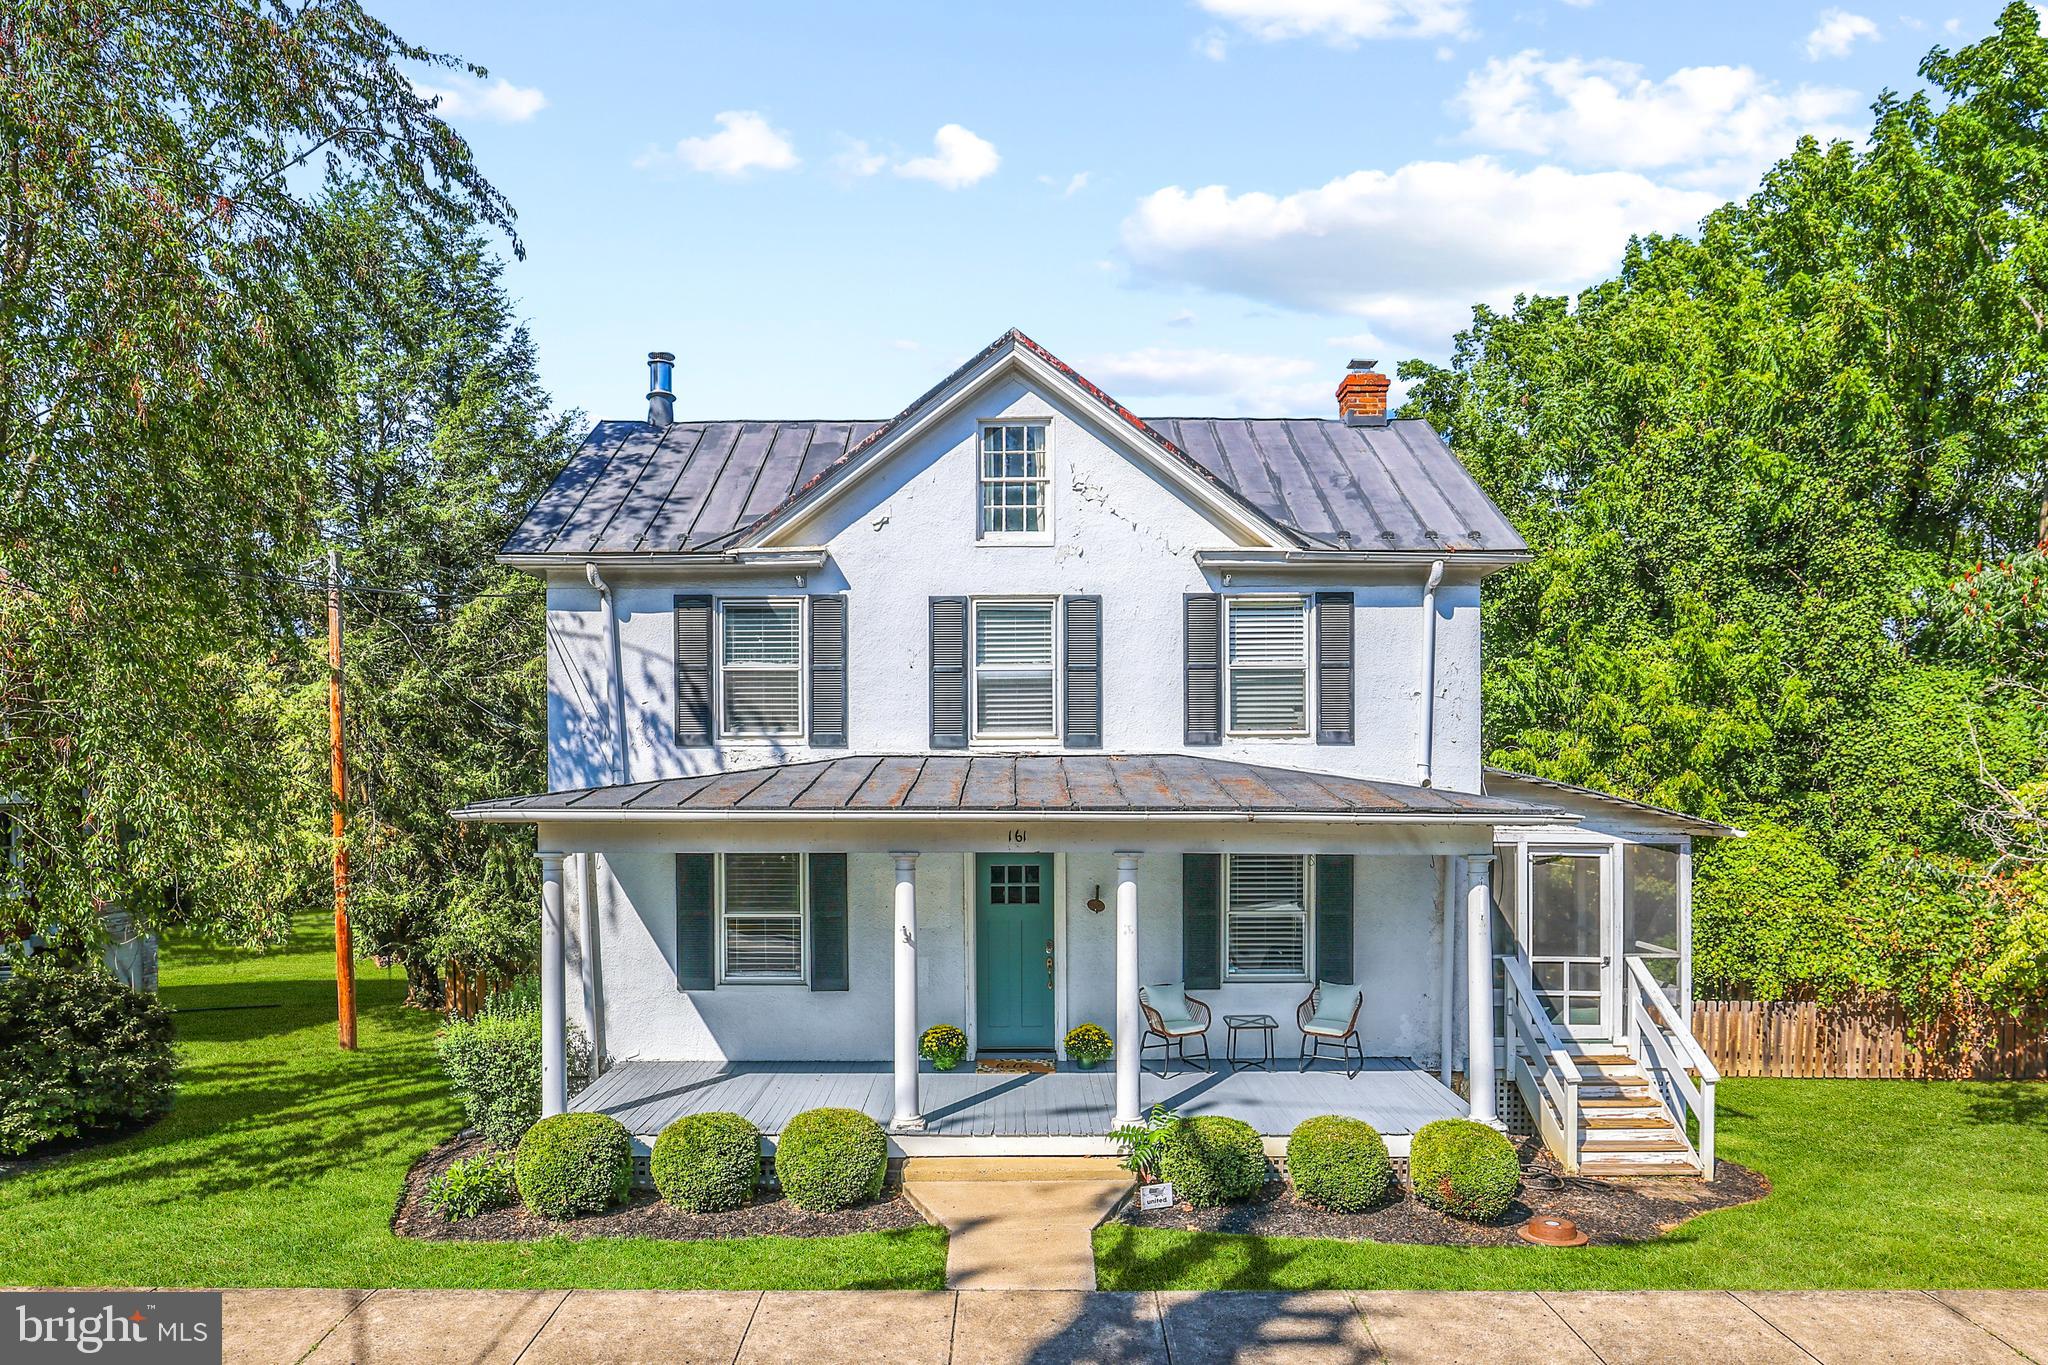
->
xmin=1439 ymin=853 xmax=1457 ymax=1086
xmin=1416 ymin=559 xmax=1445 ymax=787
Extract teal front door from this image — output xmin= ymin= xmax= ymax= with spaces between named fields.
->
xmin=976 ymin=854 xmax=1055 ymax=1051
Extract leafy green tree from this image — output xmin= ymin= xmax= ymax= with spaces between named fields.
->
xmin=1404 ymin=5 xmax=2048 ymax=1019
xmin=263 ymin=184 xmax=573 ymax=1002
xmin=0 ymin=1 xmax=516 ymax=944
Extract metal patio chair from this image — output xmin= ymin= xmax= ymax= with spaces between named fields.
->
xmin=1139 ymin=982 xmax=1212 ymax=1077
xmin=1297 ymin=981 xmax=1365 ymax=1077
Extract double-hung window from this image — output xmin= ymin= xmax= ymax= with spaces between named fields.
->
xmin=1225 ymin=854 xmax=1310 ymax=981
xmin=972 ymin=599 xmax=1056 ymax=740
xmin=1225 ymin=596 xmax=1309 ymax=735
xmin=979 ymin=422 xmax=1050 ymax=540
xmin=720 ymin=852 xmax=805 ymax=982
xmin=720 ymin=599 xmax=802 ymax=738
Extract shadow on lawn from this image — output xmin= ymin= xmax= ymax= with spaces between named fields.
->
xmin=1956 ymin=1081 xmax=2048 ymax=1130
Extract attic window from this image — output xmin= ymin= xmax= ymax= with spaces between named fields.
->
xmin=979 ymin=422 xmax=1050 ymax=541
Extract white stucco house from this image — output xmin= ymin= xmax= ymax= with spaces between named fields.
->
xmin=456 ymin=330 xmax=1735 ymax=1177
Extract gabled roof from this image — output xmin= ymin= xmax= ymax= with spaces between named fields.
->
xmin=1482 ymin=768 xmax=1743 ymax=838
xmin=500 ymin=329 xmax=1528 ymax=562
xmin=454 ymin=753 xmax=1568 ymax=823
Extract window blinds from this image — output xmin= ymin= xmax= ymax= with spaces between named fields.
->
xmin=1227 ymin=598 xmax=1307 ymax=733
xmin=974 ymin=601 xmax=1055 ymax=736
xmin=722 ymin=601 xmax=801 ymax=735
xmin=1226 ymin=854 xmax=1307 ymax=978
xmin=723 ymin=852 xmax=802 ymax=979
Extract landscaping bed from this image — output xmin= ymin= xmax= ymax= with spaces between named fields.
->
xmin=394 ymin=1132 xmax=929 ymax=1243
xmin=1116 ymin=1138 xmax=1768 ymax=1247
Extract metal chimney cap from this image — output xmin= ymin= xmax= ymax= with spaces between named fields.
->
xmin=1347 ymin=357 xmax=1379 ymax=372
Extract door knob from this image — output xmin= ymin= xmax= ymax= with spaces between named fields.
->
xmin=1045 ymin=938 xmax=1055 ymax=990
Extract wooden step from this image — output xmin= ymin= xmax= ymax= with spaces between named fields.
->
xmin=1579 ymin=1136 xmax=1692 ymax=1153
xmin=1579 ymin=1096 xmax=1667 ymax=1109
xmin=1567 ymin=1052 xmax=1637 ymax=1067
xmin=1581 ymin=1113 xmax=1675 ymax=1131
xmin=1579 ymin=1157 xmax=1702 ymax=1178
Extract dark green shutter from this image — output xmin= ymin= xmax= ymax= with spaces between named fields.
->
xmin=1315 ymin=591 xmax=1355 ymax=746
xmin=675 ymin=595 xmax=714 ymax=748
xmin=1183 ymin=852 xmax=1222 ymax=990
xmin=1062 ymin=595 xmax=1102 ymax=749
xmin=929 ymin=597 xmax=968 ymax=748
xmin=809 ymin=595 xmax=848 ymax=748
xmin=1315 ymin=854 xmax=1354 ymax=986
xmin=676 ymin=852 xmax=715 ymax=990
xmin=808 ymin=853 xmax=849 ymax=991
xmin=1184 ymin=594 xmax=1222 ymax=745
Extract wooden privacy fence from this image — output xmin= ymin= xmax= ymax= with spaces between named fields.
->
xmin=1692 ymin=998 xmax=2048 ymax=1080
xmin=442 ymin=963 xmax=518 ymax=1021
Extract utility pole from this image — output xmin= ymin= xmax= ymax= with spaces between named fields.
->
xmin=329 ymin=547 xmax=357 ymax=1051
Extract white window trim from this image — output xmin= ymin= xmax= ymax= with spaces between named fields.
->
xmin=717 ymin=852 xmax=809 ymax=985
xmin=976 ymin=419 xmax=1054 ymax=546
xmin=1223 ymin=594 xmax=1313 ymax=739
xmin=1222 ymin=852 xmax=1315 ymax=983
xmin=717 ymin=596 xmax=807 ymax=741
xmin=969 ymin=595 xmax=1061 ymax=745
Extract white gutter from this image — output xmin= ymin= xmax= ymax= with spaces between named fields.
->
xmin=502 ymin=549 xmax=828 ymax=575
xmin=1196 ymin=548 xmax=1529 ymax=573
xmin=584 ymin=563 xmax=630 ymax=785
xmin=1416 ymin=559 xmax=1445 ymax=787
xmin=453 ymin=806 xmax=1575 ymax=827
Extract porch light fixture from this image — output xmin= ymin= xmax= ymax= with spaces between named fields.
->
xmin=1087 ymin=885 xmax=1106 ymax=913
xmin=1518 ymin=1216 xmax=1588 ymax=1248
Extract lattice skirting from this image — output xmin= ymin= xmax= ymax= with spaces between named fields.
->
xmin=1496 ymin=1077 xmax=1535 ymax=1138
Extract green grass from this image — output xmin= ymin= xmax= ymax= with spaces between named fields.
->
xmin=0 ymin=916 xmax=946 ymax=1289
xmin=1098 ymin=1077 xmax=2048 ymax=1290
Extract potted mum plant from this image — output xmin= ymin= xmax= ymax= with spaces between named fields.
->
xmin=1064 ymin=1022 xmax=1113 ymax=1070
xmin=919 ymin=1024 xmax=968 ymax=1071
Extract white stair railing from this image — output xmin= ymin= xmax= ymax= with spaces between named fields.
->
xmin=1497 ymin=953 xmax=1583 ymax=1174
xmin=1624 ymin=954 xmax=1720 ymax=1180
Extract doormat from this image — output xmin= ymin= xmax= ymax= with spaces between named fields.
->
xmin=977 ymin=1057 xmax=1056 ymax=1074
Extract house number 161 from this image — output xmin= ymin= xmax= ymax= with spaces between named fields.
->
xmin=1007 ymin=829 xmax=1029 ymax=845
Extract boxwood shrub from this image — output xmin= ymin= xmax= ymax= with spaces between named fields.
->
xmin=650 ymin=1111 xmax=761 ymax=1212
xmin=0 ymin=957 xmax=175 ymax=1157
xmin=1409 ymin=1118 xmax=1520 ymax=1221
xmin=434 ymin=987 xmax=590 ymax=1149
xmin=1157 ymin=1114 xmax=1266 ymax=1207
xmin=1286 ymin=1115 xmax=1392 ymax=1212
xmin=513 ymin=1113 xmax=633 ymax=1218
xmin=773 ymin=1107 xmax=887 ymax=1211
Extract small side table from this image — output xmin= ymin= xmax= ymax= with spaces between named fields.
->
xmin=1224 ymin=1013 xmax=1278 ymax=1072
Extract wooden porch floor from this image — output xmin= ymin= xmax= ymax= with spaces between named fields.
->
xmin=570 ymin=1057 xmax=1464 ymax=1148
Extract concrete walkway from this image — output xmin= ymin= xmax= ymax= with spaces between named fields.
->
xmin=213 ymin=1287 xmax=2048 ymax=1364
xmin=900 ymin=1158 xmax=1132 ymax=1289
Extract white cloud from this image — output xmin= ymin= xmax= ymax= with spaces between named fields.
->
xmin=894 ymin=124 xmax=1001 ymax=188
xmin=1195 ymin=27 xmax=1232 ymax=59
xmin=1080 ymin=347 xmax=1330 ymax=414
xmin=1167 ymin=309 xmax=1198 ymax=327
xmin=832 ymin=137 xmax=889 ymax=177
xmin=1193 ymin=0 xmax=1471 ymax=45
xmin=1039 ymin=171 xmax=1091 ymax=196
xmin=412 ymin=75 xmax=547 ymax=123
xmin=1121 ymin=158 xmax=1720 ymax=350
xmin=638 ymin=111 xmax=799 ymax=177
xmin=1454 ymin=52 xmax=1861 ymax=188
xmin=1805 ymin=9 xmax=1879 ymax=58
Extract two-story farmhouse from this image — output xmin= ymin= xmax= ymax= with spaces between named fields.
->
xmin=457 ymin=330 xmax=1734 ymax=1179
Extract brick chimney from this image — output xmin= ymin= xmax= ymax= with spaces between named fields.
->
xmin=646 ymin=351 xmax=675 ymax=426
xmin=1336 ymin=358 xmax=1389 ymax=427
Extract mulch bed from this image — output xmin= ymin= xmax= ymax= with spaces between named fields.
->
xmin=391 ymin=1133 xmax=930 ymax=1243
xmin=1116 ymin=1138 xmax=1769 ymax=1247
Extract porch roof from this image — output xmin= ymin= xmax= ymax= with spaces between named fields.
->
xmin=453 ymin=753 xmax=1568 ymax=824
xmin=1483 ymin=767 xmax=1742 ymax=838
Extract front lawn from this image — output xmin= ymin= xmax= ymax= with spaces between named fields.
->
xmin=0 ymin=917 xmax=946 ymax=1289
xmin=1097 ymin=1077 xmax=2048 ymax=1290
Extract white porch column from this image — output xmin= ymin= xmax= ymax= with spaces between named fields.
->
xmin=1463 ymin=852 xmax=1498 ymax=1125
xmin=539 ymin=849 xmax=568 ymax=1118
xmin=890 ymin=852 xmax=925 ymax=1132
xmin=1114 ymin=852 xmax=1143 ymax=1128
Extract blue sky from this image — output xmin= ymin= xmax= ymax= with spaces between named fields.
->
xmin=381 ymin=0 xmax=2026 ymax=422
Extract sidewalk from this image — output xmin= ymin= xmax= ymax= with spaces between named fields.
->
xmin=218 ymin=1286 xmax=2048 ymax=1364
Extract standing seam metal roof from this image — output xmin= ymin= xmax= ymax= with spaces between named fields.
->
xmin=501 ymin=331 xmax=1525 ymax=558
xmin=452 ymin=753 xmax=1564 ymax=821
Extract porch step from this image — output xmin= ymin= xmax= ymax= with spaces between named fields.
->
xmin=899 ymin=1157 xmax=1132 ymax=1184
xmin=1579 ymin=1135 xmax=1692 ymax=1154
xmin=1579 ymin=1096 xmax=1668 ymax=1109
xmin=1580 ymin=1157 xmax=1702 ymax=1178
xmin=1580 ymin=1113 xmax=1675 ymax=1131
